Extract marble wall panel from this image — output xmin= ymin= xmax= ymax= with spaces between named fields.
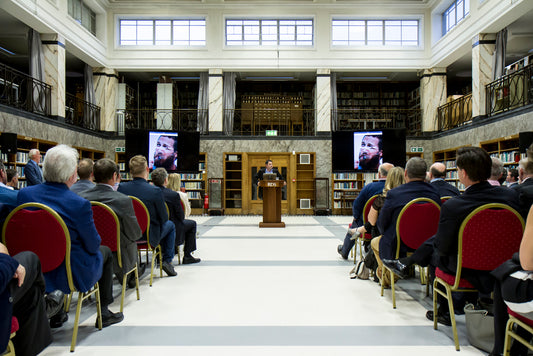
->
xmin=420 ymin=68 xmax=447 ymax=132
xmin=316 ymin=69 xmax=331 ymax=132
xmin=94 ymin=68 xmax=118 ymax=132
xmin=208 ymin=69 xmax=223 ymax=132
xmin=157 ymin=83 xmax=173 ymax=130
xmin=42 ymin=34 xmax=65 ymax=118
xmin=472 ymin=34 xmax=496 ymax=117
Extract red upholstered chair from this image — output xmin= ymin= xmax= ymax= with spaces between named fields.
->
xmin=504 ymin=308 xmax=533 ymax=356
xmin=440 ymin=196 xmax=452 ymax=204
xmin=350 ymin=194 xmax=379 ymax=262
xmin=2 ymin=202 xmax=102 ymax=352
xmin=130 ymin=196 xmax=162 ymax=287
xmin=433 ymin=203 xmax=524 ymax=351
xmin=91 ymin=201 xmax=140 ymax=312
xmin=381 ymin=197 xmax=441 ymax=308
xmin=3 ymin=317 xmax=18 ymax=356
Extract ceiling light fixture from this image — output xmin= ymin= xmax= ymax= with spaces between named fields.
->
xmin=0 ymin=46 xmax=16 ymax=56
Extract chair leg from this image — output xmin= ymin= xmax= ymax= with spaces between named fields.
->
xmin=120 ymin=274 xmax=127 ymax=313
xmin=444 ymin=285 xmax=460 ymax=351
xmin=70 ymin=292 xmax=84 ymax=352
xmin=380 ymin=266 xmax=385 ymax=297
xmin=135 ymin=266 xmax=140 ymax=300
xmin=390 ymin=268 xmax=396 ymax=309
xmin=433 ymin=279 xmax=439 ymax=331
xmin=149 ymin=249 xmax=157 ymax=287
xmin=503 ymin=318 xmax=514 ymax=356
xmin=65 ymin=293 xmax=73 ymax=313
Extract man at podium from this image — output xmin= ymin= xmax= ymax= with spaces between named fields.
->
xmin=255 ymin=160 xmax=285 ymax=200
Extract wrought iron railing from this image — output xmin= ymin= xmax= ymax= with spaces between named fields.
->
xmin=229 ymin=108 xmax=315 ymax=136
xmin=333 ymin=108 xmax=421 ymax=135
xmin=0 ymin=62 xmax=51 ymax=116
xmin=65 ymin=93 xmax=101 ymax=130
xmin=486 ymin=64 xmax=533 ymax=116
xmin=436 ymin=93 xmax=472 ymax=131
xmin=123 ymin=109 xmax=204 ymax=131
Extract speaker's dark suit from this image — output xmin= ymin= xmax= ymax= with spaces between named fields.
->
xmin=434 ymin=181 xmax=520 ymax=293
xmin=512 ymin=178 xmax=533 ymax=218
xmin=255 ymin=168 xmax=284 ymax=200
xmin=377 ymin=180 xmax=440 ymax=260
xmin=430 ymin=178 xmax=460 ymax=197
xmin=23 ymin=160 xmax=43 ymax=186
xmin=159 ymin=186 xmax=197 ymax=255
xmin=118 ymin=178 xmax=175 ymax=263
xmin=80 ymin=184 xmax=142 ymax=279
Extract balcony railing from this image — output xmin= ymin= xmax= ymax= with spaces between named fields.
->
xmin=65 ymin=93 xmax=101 ymax=130
xmin=229 ymin=108 xmax=315 ymax=136
xmin=123 ymin=109 xmax=203 ymax=131
xmin=0 ymin=62 xmax=51 ymax=116
xmin=486 ymin=64 xmax=533 ymax=117
xmin=436 ymin=93 xmax=472 ymax=131
xmin=333 ymin=108 xmax=420 ymax=135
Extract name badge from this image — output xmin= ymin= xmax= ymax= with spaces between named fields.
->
xmin=267 ymin=182 xmax=277 ymax=187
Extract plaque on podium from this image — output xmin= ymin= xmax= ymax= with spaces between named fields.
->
xmin=258 ymin=180 xmax=285 ymax=228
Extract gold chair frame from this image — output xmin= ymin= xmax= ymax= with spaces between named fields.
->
xmin=91 ymin=201 xmax=140 ymax=312
xmin=350 ymin=194 xmax=379 ymax=262
xmin=503 ymin=315 xmax=533 ymax=356
xmin=433 ymin=203 xmax=524 ymax=351
xmin=2 ymin=202 xmax=103 ymax=352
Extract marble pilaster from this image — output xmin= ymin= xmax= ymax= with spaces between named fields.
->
xmin=315 ymin=69 xmax=331 ymax=133
xmin=420 ymin=68 xmax=447 ymax=132
xmin=157 ymin=83 xmax=173 ymax=130
xmin=472 ymin=33 xmax=496 ymax=117
xmin=41 ymin=34 xmax=65 ymax=119
xmin=208 ymin=69 xmax=223 ymax=133
xmin=94 ymin=67 xmax=119 ymax=132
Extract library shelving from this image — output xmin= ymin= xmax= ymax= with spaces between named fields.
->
xmin=433 ymin=146 xmax=468 ymax=191
xmin=224 ymin=153 xmax=243 ymax=214
xmin=115 ymin=152 xmax=131 ymax=181
xmin=331 ymin=172 xmax=365 ymax=215
xmin=295 ymin=153 xmax=315 ymax=215
xmin=480 ymin=135 xmax=521 ymax=170
xmin=75 ymin=146 xmax=105 ymax=161
xmin=181 ymin=153 xmax=206 ymax=215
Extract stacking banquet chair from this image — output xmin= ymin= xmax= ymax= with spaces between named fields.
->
xmin=129 ymin=196 xmax=162 ymax=287
xmin=504 ymin=309 xmax=533 ymax=356
xmin=91 ymin=201 xmax=140 ymax=312
xmin=2 ymin=202 xmax=102 ymax=352
xmin=351 ymin=194 xmax=379 ymax=263
xmin=3 ymin=317 xmax=18 ymax=356
xmin=381 ymin=197 xmax=441 ymax=308
xmin=440 ymin=196 xmax=452 ymax=204
xmin=433 ymin=203 xmax=524 ymax=351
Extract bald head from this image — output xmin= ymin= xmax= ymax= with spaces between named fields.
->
xmin=378 ymin=163 xmax=394 ymax=178
xmin=429 ymin=162 xmax=446 ymax=179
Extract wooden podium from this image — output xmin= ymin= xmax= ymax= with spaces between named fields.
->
xmin=258 ymin=180 xmax=285 ymax=228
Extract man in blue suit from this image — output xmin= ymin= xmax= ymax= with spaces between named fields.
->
xmin=0 ymin=162 xmax=18 ymax=212
xmin=23 ymin=149 xmax=44 ymax=186
xmin=118 ymin=155 xmax=177 ymax=277
xmin=18 ymin=144 xmax=123 ymax=328
xmin=428 ymin=162 xmax=460 ymax=197
xmin=337 ymin=163 xmax=393 ymax=259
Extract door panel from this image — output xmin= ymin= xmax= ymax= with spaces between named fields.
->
xmin=248 ymin=153 xmax=290 ymax=215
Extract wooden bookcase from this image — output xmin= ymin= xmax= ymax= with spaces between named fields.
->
xmin=480 ymin=135 xmax=521 ymax=170
xmin=115 ymin=152 xmax=130 ymax=181
xmin=75 ymin=146 xmax=105 ymax=161
xmin=224 ymin=153 xmax=243 ymax=214
xmin=331 ymin=172 xmax=365 ymax=215
xmin=295 ymin=153 xmax=315 ymax=215
xmin=433 ymin=146 xmax=467 ymax=191
xmin=181 ymin=152 xmax=206 ymax=215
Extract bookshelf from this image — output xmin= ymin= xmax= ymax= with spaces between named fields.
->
xmin=75 ymin=146 xmax=105 ymax=161
xmin=331 ymin=172 xmax=365 ymax=215
xmin=433 ymin=146 xmax=467 ymax=191
xmin=480 ymin=135 xmax=521 ymax=170
xmin=224 ymin=153 xmax=243 ymax=214
xmin=115 ymin=152 xmax=130 ymax=181
xmin=182 ymin=152 xmax=206 ymax=215
xmin=295 ymin=153 xmax=315 ymax=215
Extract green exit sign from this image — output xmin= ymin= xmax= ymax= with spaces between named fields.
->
xmin=266 ymin=130 xmax=278 ymax=136
xmin=115 ymin=147 xmax=125 ymax=152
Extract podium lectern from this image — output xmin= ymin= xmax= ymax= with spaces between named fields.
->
xmin=258 ymin=180 xmax=285 ymax=228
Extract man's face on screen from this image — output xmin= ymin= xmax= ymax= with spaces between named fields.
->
xmin=358 ymin=136 xmax=382 ymax=169
xmin=154 ymin=136 xmax=177 ymax=170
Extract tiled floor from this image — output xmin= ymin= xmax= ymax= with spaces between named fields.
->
xmin=40 ymin=216 xmax=486 ymax=355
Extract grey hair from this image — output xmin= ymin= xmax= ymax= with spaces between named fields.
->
xmin=490 ymin=157 xmax=504 ymax=178
xmin=42 ymin=144 xmax=79 ymax=183
xmin=405 ymin=157 xmax=427 ymax=180
xmin=29 ymin=148 xmax=40 ymax=160
xmin=151 ymin=167 xmax=168 ymax=187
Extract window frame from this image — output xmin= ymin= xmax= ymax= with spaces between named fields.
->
xmin=442 ymin=0 xmax=470 ymax=35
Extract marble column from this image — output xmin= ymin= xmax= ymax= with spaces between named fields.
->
xmin=208 ymin=69 xmax=223 ymax=133
xmin=420 ymin=68 xmax=447 ymax=132
xmin=315 ymin=69 xmax=331 ymax=133
xmin=41 ymin=34 xmax=65 ymax=119
xmin=472 ymin=33 xmax=496 ymax=118
xmin=157 ymin=83 xmax=173 ymax=130
xmin=93 ymin=67 xmax=119 ymax=132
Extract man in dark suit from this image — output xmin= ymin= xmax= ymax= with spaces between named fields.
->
xmin=514 ymin=150 xmax=533 ymax=217
xmin=255 ymin=159 xmax=285 ymax=200
xmin=118 ymin=155 xmax=177 ymax=277
xmin=506 ymin=168 xmax=519 ymax=188
xmin=18 ymin=144 xmax=123 ymax=328
xmin=23 ymin=149 xmax=44 ymax=186
xmin=70 ymin=158 xmax=95 ymax=194
xmin=428 ymin=162 xmax=460 ymax=197
xmin=151 ymin=168 xmax=200 ymax=264
xmin=337 ymin=163 xmax=393 ymax=259
xmin=80 ymin=159 xmax=143 ymax=285
xmin=0 ymin=162 xmax=18 ymax=211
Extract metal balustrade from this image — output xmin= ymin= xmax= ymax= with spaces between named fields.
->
xmin=486 ymin=64 xmax=533 ymax=117
xmin=65 ymin=93 xmax=101 ymax=131
xmin=436 ymin=93 xmax=472 ymax=131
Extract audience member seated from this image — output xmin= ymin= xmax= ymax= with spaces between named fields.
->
xmin=5 ymin=169 xmax=18 ymax=190
xmin=1 ymin=242 xmax=64 ymax=356
xmin=490 ymin=205 xmax=533 ymax=356
xmin=507 ymin=168 xmax=519 ymax=189
xmin=382 ymin=147 xmax=520 ymax=325
xmin=23 ymin=149 xmax=43 ymax=186
xmin=337 ymin=163 xmax=393 ymax=260
xmin=152 ymin=168 xmax=200 ymax=264
xmin=428 ymin=162 xmax=460 ymax=197
xmin=373 ymin=158 xmax=440 ymax=288
xmin=168 ymin=173 xmax=191 ymax=218
xmin=118 ymin=155 xmax=177 ymax=277
xmin=488 ymin=156 xmax=504 ymax=186
xmin=0 ymin=163 xmax=18 ymax=211
xmin=80 ymin=158 xmax=144 ymax=287
xmin=17 ymin=144 xmax=123 ymax=328
xmin=514 ymin=145 xmax=533 ymax=218
xmin=70 ymin=158 xmax=95 ymax=194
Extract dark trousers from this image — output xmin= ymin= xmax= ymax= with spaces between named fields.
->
xmin=98 ymin=245 xmax=114 ymax=309
xmin=340 ymin=218 xmax=360 ymax=257
xmin=160 ymin=220 xmax=176 ymax=263
xmin=10 ymin=251 xmax=52 ymax=356
xmin=182 ymin=219 xmax=197 ymax=256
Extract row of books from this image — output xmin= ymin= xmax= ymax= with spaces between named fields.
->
xmin=489 ymin=151 xmax=521 ymax=164
xmin=180 ymin=173 xmax=203 ymax=180
xmin=16 ymin=152 xmax=29 ymax=163
xmin=333 ymin=201 xmax=354 ymax=209
xmin=333 ymin=191 xmax=358 ymax=199
xmin=334 ymin=182 xmax=361 ymax=189
xmin=187 ymin=191 xmax=202 ymax=199
xmin=334 ymin=173 xmax=359 ymax=180
xmin=446 ymin=171 xmax=458 ymax=179
xmin=184 ymin=182 xmax=203 ymax=190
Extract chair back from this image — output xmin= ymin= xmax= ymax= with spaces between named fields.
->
xmin=441 ymin=196 xmax=452 ymax=204
xmin=2 ymin=202 xmax=75 ymax=292
xmin=129 ymin=196 xmax=151 ymax=245
xmin=395 ymin=198 xmax=441 ymax=258
xmin=362 ymin=194 xmax=379 ymax=240
xmin=91 ymin=201 xmax=121 ymax=267
xmin=459 ymin=203 xmax=524 ymax=272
